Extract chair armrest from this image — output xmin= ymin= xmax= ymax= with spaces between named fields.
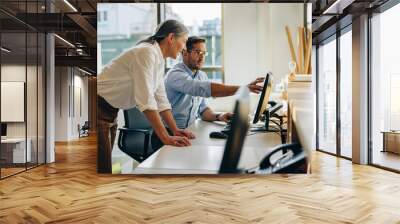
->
xmin=118 ymin=127 xmax=151 ymax=135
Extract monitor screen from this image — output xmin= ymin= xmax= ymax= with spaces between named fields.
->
xmin=252 ymin=72 xmax=273 ymax=124
xmin=219 ymin=87 xmax=250 ymax=173
xmin=1 ymin=123 xmax=7 ymax=137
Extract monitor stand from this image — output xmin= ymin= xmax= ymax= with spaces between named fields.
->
xmin=250 ymin=112 xmax=287 ymax=145
xmin=250 ymin=110 xmax=273 ymax=132
xmin=250 ymin=119 xmax=269 ymax=132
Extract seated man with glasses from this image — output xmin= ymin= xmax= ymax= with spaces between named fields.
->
xmin=164 ymin=36 xmax=264 ymax=129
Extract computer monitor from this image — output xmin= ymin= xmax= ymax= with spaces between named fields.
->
xmin=253 ymin=72 xmax=273 ymax=124
xmin=219 ymin=86 xmax=250 ymax=173
xmin=1 ymin=123 xmax=7 ymax=138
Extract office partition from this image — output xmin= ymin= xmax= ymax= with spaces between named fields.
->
xmin=0 ymin=1 xmax=47 ymax=179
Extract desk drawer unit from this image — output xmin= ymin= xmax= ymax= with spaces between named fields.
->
xmin=0 ymin=139 xmax=31 ymax=165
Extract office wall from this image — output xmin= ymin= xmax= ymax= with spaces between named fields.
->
xmin=55 ymin=67 xmax=67 ymax=141
xmin=72 ymin=73 xmax=89 ymax=137
xmin=1 ymin=82 xmax=24 ymax=122
xmin=223 ymin=4 xmax=258 ymax=86
xmin=223 ymin=3 xmax=304 ymax=84
xmin=1 ymin=62 xmax=46 ymax=168
xmin=208 ymin=4 xmax=305 ymax=112
xmin=55 ymin=67 xmax=89 ymax=141
xmin=266 ymin=4 xmax=306 ymax=81
xmin=1 ymin=65 xmax=38 ymax=138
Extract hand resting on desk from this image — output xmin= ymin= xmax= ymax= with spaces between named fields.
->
xmin=217 ymin=112 xmax=233 ymax=123
xmin=174 ymin=129 xmax=196 ymax=139
xmin=164 ymin=135 xmax=191 ymax=147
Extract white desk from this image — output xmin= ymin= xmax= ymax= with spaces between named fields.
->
xmin=134 ymin=145 xmax=260 ymax=174
xmin=130 ymin=120 xmax=282 ymax=174
xmin=1 ymin=138 xmax=31 ymax=163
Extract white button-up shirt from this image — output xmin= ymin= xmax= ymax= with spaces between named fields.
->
xmin=97 ymin=42 xmax=171 ymax=112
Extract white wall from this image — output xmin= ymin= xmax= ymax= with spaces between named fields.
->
xmin=55 ymin=67 xmax=69 ymax=141
xmin=1 ymin=65 xmax=26 ymax=137
xmin=71 ymin=74 xmax=89 ymax=138
xmin=1 ymin=64 xmax=47 ymax=163
xmin=223 ymin=3 xmax=304 ymax=84
xmin=1 ymin=65 xmax=39 ymax=136
xmin=54 ymin=67 xmax=89 ymax=141
xmin=1 ymin=82 xmax=25 ymax=122
xmin=267 ymin=4 xmax=305 ymax=80
xmin=209 ymin=3 xmax=305 ymax=112
xmin=223 ymin=4 xmax=258 ymax=86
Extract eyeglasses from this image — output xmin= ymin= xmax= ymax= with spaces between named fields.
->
xmin=189 ymin=49 xmax=208 ymax=57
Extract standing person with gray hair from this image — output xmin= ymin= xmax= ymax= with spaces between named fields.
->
xmin=97 ymin=20 xmax=195 ymax=173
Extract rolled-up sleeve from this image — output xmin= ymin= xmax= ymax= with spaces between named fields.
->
xmin=198 ymin=98 xmax=209 ymax=115
xmin=155 ymin=81 xmax=172 ymax=112
xmin=131 ymin=48 xmax=158 ymax=112
xmin=166 ymin=70 xmax=212 ymax=97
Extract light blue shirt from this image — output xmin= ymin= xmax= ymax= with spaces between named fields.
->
xmin=165 ymin=62 xmax=212 ymax=129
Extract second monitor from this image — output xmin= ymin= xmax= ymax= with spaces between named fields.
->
xmin=251 ymin=72 xmax=283 ymax=132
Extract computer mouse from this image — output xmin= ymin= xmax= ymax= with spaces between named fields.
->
xmin=209 ymin=131 xmax=228 ymax=139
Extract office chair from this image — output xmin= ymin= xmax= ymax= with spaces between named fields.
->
xmin=78 ymin=121 xmax=90 ymax=138
xmin=117 ymin=107 xmax=153 ymax=162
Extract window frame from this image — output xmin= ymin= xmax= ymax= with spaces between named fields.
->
xmin=160 ymin=3 xmax=224 ymax=83
xmin=315 ymin=24 xmax=353 ymax=161
xmin=368 ymin=0 xmax=400 ymax=173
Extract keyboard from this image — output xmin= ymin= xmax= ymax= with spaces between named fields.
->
xmin=220 ymin=121 xmax=232 ymax=134
xmin=221 ymin=120 xmax=265 ymax=134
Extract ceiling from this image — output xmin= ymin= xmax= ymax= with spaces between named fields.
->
xmin=311 ymin=0 xmax=391 ymax=43
xmin=1 ymin=0 xmax=397 ymax=73
xmin=0 ymin=0 xmax=98 ymax=74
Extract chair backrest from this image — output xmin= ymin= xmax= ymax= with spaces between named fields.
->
xmin=120 ymin=107 xmax=153 ymax=161
xmin=82 ymin=121 xmax=90 ymax=129
xmin=123 ymin=107 xmax=152 ymax=130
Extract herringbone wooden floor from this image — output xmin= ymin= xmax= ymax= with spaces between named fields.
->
xmin=1 ymin=135 xmax=400 ymax=223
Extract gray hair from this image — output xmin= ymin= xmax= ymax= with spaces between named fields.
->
xmin=137 ymin=20 xmax=188 ymax=45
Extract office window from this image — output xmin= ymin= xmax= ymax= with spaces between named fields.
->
xmin=371 ymin=3 xmax=400 ymax=171
xmin=164 ymin=3 xmax=223 ymax=83
xmin=339 ymin=29 xmax=352 ymax=158
xmin=318 ymin=37 xmax=337 ymax=155
xmin=97 ymin=3 xmax=159 ymax=171
xmin=97 ymin=3 xmax=157 ymax=69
